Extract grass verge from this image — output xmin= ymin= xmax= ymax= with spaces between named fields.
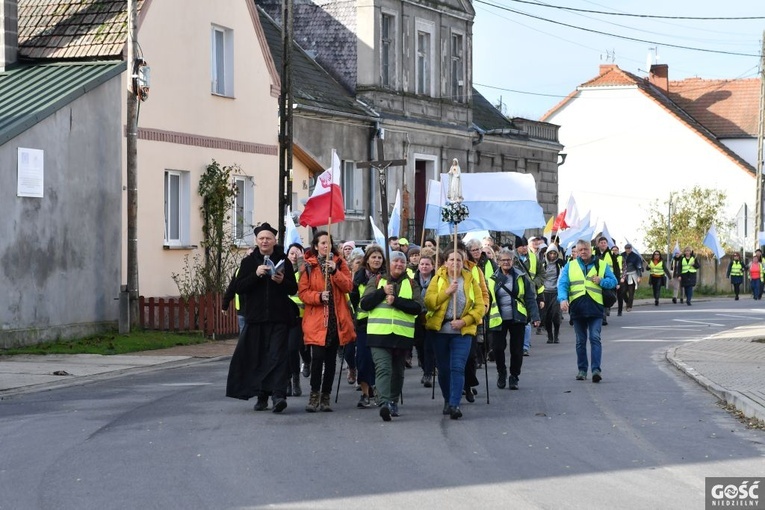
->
xmin=1 ymin=330 xmax=209 ymax=356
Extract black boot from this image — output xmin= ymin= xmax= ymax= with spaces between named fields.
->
xmin=292 ymin=374 xmax=302 ymax=397
xmin=497 ymin=368 xmax=507 ymax=389
xmin=286 ymin=378 xmax=293 ymax=397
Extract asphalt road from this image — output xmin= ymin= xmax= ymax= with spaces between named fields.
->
xmin=2 ymin=301 xmax=764 ymax=509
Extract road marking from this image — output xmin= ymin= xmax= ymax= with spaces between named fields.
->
xmin=713 ymin=314 xmax=760 ymax=320
xmin=673 ymin=319 xmax=724 ymax=327
xmin=611 ymin=338 xmax=699 ymax=343
xmin=622 ymin=326 xmax=701 ymax=331
xmin=161 ymin=383 xmax=213 ymax=386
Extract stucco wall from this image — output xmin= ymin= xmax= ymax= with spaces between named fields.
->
xmin=0 ymin=77 xmax=122 ymax=347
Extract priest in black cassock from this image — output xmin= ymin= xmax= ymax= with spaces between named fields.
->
xmin=226 ymin=222 xmax=298 ymax=413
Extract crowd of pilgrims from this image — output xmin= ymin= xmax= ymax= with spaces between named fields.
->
xmin=222 ymin=221 xmax=731 ymax=421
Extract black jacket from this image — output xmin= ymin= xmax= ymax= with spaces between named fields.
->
xmin=233 ymin=246 xmax=297 ymax=324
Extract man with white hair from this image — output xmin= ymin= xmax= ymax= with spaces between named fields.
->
xmin=558 ymin=239 xmax=617 ymax=383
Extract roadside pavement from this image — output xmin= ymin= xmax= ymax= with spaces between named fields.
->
xmin=1 ymin=301 xmax=764 ymax=425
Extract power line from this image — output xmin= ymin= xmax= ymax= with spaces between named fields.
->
xmin=475 ymin=83 xmax=569 ymax=98
xmin=476 ymin=0 xmax=761 ymax=57
xmin=488 ymin=0 xmax=765 ymax=20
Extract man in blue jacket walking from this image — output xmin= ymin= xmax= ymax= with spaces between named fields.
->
xmin=558 ymin=239 xmax=617 ymax=383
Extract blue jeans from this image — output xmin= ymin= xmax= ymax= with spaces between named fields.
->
xmin=237 ymin=314 xmax=246 ymax=332
xmin=572 ymin=317 xmax=602 ymax=374
xmin=751 ymin=279 xmax=762 ymax=300
xmin=433 ymin=333 xmax=472 ymax=406
xmin=684 ymin=285 xmax=694 ymax=303
xmin=523 ymin=323 xmax=531 ymax=351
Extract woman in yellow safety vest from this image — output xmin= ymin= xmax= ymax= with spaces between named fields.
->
xmin=425 ymin=249 xmax=486 ymax=420
xmin=678 ymin=247 xmax=701 ymax=306
xmin=349 ymin=245 xmax=385 ymax=408
xmin=726 ymin=252 xmax=745 ymax=301
xmin=647 ymin=251 xmax=671 ymax=306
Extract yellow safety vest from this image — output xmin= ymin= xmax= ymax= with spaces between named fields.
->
xmin=367 ymin=278 xmax=416 ymax=338
xmin=356 ymin=282 xmax=369 ymax=320
xmin=234 ymin=268 xmax=241 ymax=311
xmin=730 ymin=260 xmax=743 ymax=277
xmin=648 ymin=260 xmax=665 ymax=277
xmin=488 ymin=271 xmax=527 ymax=324
xmin=681 ymin=257 xmax=697 ymax=274
xmin=568 ymin=260 xmax=606 ymax=305
xmin=289 ymin=271 xmax=304 ymax=318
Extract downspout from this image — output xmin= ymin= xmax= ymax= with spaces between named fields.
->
xmin=367 ymin=121 xmax=381 ymax=240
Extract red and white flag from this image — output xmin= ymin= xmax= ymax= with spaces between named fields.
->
xmin=299 ymin=150 xmax=345 ymax=227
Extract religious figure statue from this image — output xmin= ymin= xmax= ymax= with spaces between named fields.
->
xmin=447 ymin=158 xmax=463 ymax=202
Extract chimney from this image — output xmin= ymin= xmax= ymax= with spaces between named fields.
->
xmin=1 ymin=0 xmax=18 ymax=72
xmin=649 ymin=64 xmax=669 ymax=91
xmin=599 ymin=64 xmax=617 ymax=75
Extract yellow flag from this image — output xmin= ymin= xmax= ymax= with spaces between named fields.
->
xmin=543 ymin=215 xmax=555 ymax=236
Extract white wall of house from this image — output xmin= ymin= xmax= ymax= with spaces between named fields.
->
xmin=548 ymin=86 xmax=754 ymax=251
xmin=120 ymin=0 xmax=280 ymax=297
xmin=720 ymin=138 xmax=757 ymax=169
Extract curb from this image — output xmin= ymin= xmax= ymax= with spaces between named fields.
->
xmin=666 ymin=346 xmax=765 ymax=423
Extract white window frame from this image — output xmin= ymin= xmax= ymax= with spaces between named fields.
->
xmin=164 ymin=170 xmax=190 ymax=246
xmin=451 ymin=31 xmax=465 ymax=103
xmin=211 ymin=24 xmax=234 ymax=97
xmin=380 ymin=11 xmax=396 ymax=89
xmin=343 ymin=160 xmax=363 ymax=215
xmin=232 ymin=175 xmax=254 ymax=246
xmin=415 ymin=19 xmax=435 ymax=97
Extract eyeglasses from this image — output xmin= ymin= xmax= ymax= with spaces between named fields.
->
xmin=499 ymin=259 xmax=512 ymax=262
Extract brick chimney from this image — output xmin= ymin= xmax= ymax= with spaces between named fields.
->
xmin=1 ymin=0 xmax=18 ymax=72
xmin=649 ymin=64 xmax=669 ymax=91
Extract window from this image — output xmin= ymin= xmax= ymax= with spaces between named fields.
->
xmin=232 ymin=175 xmax=253 ymax=244
xmin=381 ymin=13 xmax=395 ymax=88
xmin=164 ymin=170 xmax=190 ymax=246
xmin=211 ymin=25 xmax=234 ymax=96
xmin=343 ymin=161 xmax=363 ymax=214
xmin=451 ymin=33 xmax=464 ymax=102
xmin=415 ymin=20 xmax=434 ymax=96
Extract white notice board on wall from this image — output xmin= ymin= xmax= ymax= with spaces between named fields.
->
xmin=17 ymin=148 xmax=44 ymax=198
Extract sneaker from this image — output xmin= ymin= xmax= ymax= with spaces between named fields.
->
xmin=443 ymin=402 xmax=451 ymax=415
xmin=301 ymin=363 xmax=310 ymax=378
xmin=272 ymin=398 xmax=287 ymax=413
xmin=523 ymin=349 xmax=530 ymax=356
xmin=654 ymin=299 xmax=659 ymax=306
xmin=680 ymin=298 xmax=684 ymax=304
xmin=497 ymin=371 xmax=507 ymax=389
xmin=617 ymin=311 xmax=622 ymax=316
xmin=576 ymin=371 xmax=587 ymax=381
xmin=380 ymin=403 xmax=392 ymax=422
xmin=449 ymin=406 xmax=463 ymax=420
xmin=592 ymin=371 xmax=602 ymax=383
xmin=553 ymin=337 xmax=559 ymax=344
xmin=672 ymin=297 xmax=677 ymax=304
xmin=347 ymin=368 xmax=357 ymax=385
xmin=389 ymin=402 xmax=400 ymax=417
xmin=464 ymin=388 xmax=475 ymax=403
xmin=536 ymin=327 xmax=543 ymax=335
xmin=357 ymin=394 xmax=371 ymax=408
xmin=423 ymin=375 xmax=433 ymax=388
xmin=509 ymin=376 xmax=519 ymax=390
xmin=546 ymin=337 xmax=554 ymax=344
xmin=687 ymin=301 xmax=692 ymax=306
xmin=602 ymin=319 xmax=608 ymax=326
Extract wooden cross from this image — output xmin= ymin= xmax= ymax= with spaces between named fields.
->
xmin=356 ymin=138 xmax=407 ymax=266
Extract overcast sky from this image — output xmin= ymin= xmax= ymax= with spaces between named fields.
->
xmin=473 ymin=0 xmax=763 ymax=121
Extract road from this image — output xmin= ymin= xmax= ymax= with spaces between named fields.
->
xmin=2 ymin=301 xmax=764 ymax=509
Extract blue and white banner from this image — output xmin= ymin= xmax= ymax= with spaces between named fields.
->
xmin=388 ymin=189 xmax=401 ymax=238
xmin=285 ymin=206 xmax=303 ymax=247
xmin=370 ymin=216 xmax=386 ymax=248
xmin=423 ymin=173 xmax=545 ymax=235
xmin=703 ymin=224 xmax=725 ymax=260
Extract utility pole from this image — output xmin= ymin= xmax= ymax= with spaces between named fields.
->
xmin=277 ymin=0 xmax=294 ymax=244
xmin=755 ymin=30 xmax=765 ymax=251
xmin=126 ymin=0 xmax=139 ymax=329
xmin=666 ymin=192 xmax=673 ymax=269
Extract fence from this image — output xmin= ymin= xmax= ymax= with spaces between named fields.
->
xmin=138 ymin=294 xmax=239 ymax=338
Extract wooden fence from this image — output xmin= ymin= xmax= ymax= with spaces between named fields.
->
xmin=138 ymin=294 xmax=239 ymax=338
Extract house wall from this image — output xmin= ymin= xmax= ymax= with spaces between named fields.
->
xmin=721 ymin=138 xmax=757 ymax=169
xmin=549 ymin=87 xmax=754 ymax=250
xmin=122 ymin=0 xmax=281 ymax=297
xmin=0 ymin=77 xmax=122 ymax=347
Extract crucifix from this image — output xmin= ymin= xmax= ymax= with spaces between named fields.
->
xmin=356 ymin=137 xmax=407 ymax=268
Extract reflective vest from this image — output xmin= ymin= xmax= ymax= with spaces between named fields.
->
xmin=648 ymin=260 xmax=665 ymax=277
xmin=614 ymin=254 xmax=622 ymax=272
xmin=288 ymin=271 xmax=304 ymax=318
xmin=681 ymin=257 xmax=697 ymax=274
xmin=367 ymin=278 xmax=416 ymax=338
xmin=730 ymin=260 xmax=744 ymax=277
xmin=487 ymin=271 xmax=526 ymax=325
xmin=234 ymin=268 xmax=241 ymax=311
xmin=568 ymin=259 xmax=606 ymax=305
xmin=356 ymin=282 xmax=369 ymax=321
xmin=521 ymin=252 xmax=544 ymax=294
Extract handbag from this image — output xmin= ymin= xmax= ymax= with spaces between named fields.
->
xmin=602 ymin=287 xmax=617 ymax=308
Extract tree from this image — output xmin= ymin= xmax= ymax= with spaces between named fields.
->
xmin=642 ymin=186 xmax=732 ymax=257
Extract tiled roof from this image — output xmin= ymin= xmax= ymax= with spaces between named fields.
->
xmin=17 ymin=0 xmax=145 ymax=59
xmin=542 ymin=64 xmax=756 ymax=176
xmin=471 ymin=88 xmax=513 ymax=131
xmin=0 ymin=60 xmax=126 ymax=145
xmin=667 ymin=78 xmax=759 ymax=138
xmin=257 ymin=7 xmax=375 ymax=119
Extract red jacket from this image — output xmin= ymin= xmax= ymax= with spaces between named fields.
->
xmin=298 ymin=250 xmax=356 ymax=347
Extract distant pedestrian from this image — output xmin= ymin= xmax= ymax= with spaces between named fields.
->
xmin=541 ymin=245 xmax=565 ymax=343
xmin=647 ymin=251 xmax=670 ymax=306
xmin=619 ymin=244 xmax=642 ymax=312
xmin=726 ymin=252 xmax=745 ymax=301
xmin=670 ymin=250 xmax=685 ymax=304
xmin=558 ymin=240 xmax=617 ymax=383
xmin=748 ymin=253 xmax=763 ymax=301
xmin=678 ymin=247 xmax=700 ymax=306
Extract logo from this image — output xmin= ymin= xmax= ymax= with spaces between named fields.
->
xmin=706 ymin=478 xmax=762 ymax=509
xmin=319 ymin=170 xmax=333 ymax=189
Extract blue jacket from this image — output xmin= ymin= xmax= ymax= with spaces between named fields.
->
xmin=558 ymin=257 xmax=618 ymax=319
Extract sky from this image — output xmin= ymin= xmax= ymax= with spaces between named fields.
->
xmin=472 ymin=0 xmax=763 ymax=121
